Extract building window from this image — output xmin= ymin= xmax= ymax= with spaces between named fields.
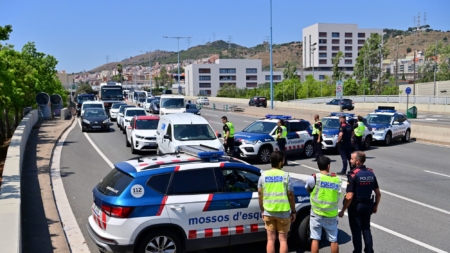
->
xmin=246 ymin=82 xmax=257 ymax=88
xmin=358 ymin=33 xmax=365 ymax=38
xmin=319 ymin=53 xmax=327 ymax=58
xmin=332 ymin=46 xmax=339 ymax=51
xmin=358 ymin=46 xmax=363 ymax=50
xmin=345 ymin=40 xmax=352 ymax=44
xmin=319 ymin=39 xmax=327 ymax=44
xmin=332 ymin=39 xmax=339 ymax=44
xmin=265 ymin=75 xmax=281 ymax=80
xmin=199 ymin=68 xmax=210 ymax=73
xmin=332 ymin=32 xmax=340 ymax=38
xmin=408 ymin=65 xmax=412 ymax=72
xmin=332 ymin=53 xmax=337 ymax=57
xmin=319 ymin=59 xmax=327 ymax=64
xmin=400 ymin=65 xmax=404 ymax=71
xmin=220 ymin=83 xmax=236 ymax=87
xmin=345 ymin=60 xmax=352 ymax=64
xmin=246 ymin=68 xmax=257 ymax=73
xmin=345 ymin=46 xmax=352 ymax=51
xmin=199 ymin=83 xmax=211 ymax=88
xmin=246 ymin=75 xmax=257 ymax=81
xmin=319 ymin=46 xmax=327 ymax=51
xmin=219 ymin=68 xmax=236 ymax=74
xmin=319 ymin=75 xmax=325 ymax=80
xmin=199 ymin=75 xmax=211 ymax=81
xmin=199 ymin=90 xmax=211 ymax=95
xmin=219 ymin=76 xmax=236 ymax=81
xmin=345 ymin=53 xmax=352 ymax=58
xmin=319 ymin=32 xmax=327 ymax=37
xmin=345 ymin=33 xmax=352 ymax=38
xmin=358 ymin=40 xmax=365 ymax=44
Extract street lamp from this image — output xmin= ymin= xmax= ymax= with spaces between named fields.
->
xmin=310 ymin=42 xmax=317 ymax=98
xmin=163 ymin=36 xmax=192 ymax=94
xmin=269 ymin=0 xmax=274 ymax=109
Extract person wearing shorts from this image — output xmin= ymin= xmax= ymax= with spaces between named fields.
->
xmin=258 ymin=151 xmax=296 ymax=253
xmin=305 ymin=155 xmax=341 ymax=253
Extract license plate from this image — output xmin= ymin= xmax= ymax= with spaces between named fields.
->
xmin=92 ymin=126 xmax=101 ymax=129
xmin=93 ymin=204 xmax=101 ymax=216
xmin=147 ymin=143 xmax=157 ymax=146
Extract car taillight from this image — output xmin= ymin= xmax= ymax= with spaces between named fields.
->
xmin=101 ymin=204 xmax=134 ymax=218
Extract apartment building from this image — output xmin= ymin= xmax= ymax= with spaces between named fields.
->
xmin=184 ymin=59 xmax=284 ymax=96
xmin=303 ymin=23 xmax=383 ymax=80
xmin=383 ymin=54 xmax=425 ymax=81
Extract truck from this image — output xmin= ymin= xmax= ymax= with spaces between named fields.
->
xmin=99 ymin=81 xmax=124 ymax=113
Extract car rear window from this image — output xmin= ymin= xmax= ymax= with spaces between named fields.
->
xmin=97 ymin=168 xmax=134 ymax=196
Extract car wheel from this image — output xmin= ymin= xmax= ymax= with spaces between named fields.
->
xmin=131 ymin=138 xmax=136 ymax=154
xmin=364 ymin=136 xmax=372 ymax=150
xmin=81 ymin=126 xmax=85 ymax=132
xmin=292 ymin=212 xmax=311 ymax=250
xmin=303 ymin=142 xmax=314 ymax=158
xmin=122 ymin=127 xmax=126 ymax=134
xmin=136 ymin=229 xmax=181 ymax=253
xmin=402 ymin=129 xmax=411 ymax=142
xmin=125 ymin=134 xmax=130 ymax=147
xmin=384 ymin=132 xmax=392 ymax=146
xmin=258 ymin=146 xmax=272 ymax=163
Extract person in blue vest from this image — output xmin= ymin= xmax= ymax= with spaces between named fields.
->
xmin=339 ymin=151 xmax=382 ymax=253
xmin=336 ymin=115 xmax=354 ymax=175
xmin=258 ymin=151 xmax=296 ymax=253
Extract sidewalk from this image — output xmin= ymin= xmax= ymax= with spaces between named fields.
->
xmin=21 ymin=117 xmax=74 ymax=253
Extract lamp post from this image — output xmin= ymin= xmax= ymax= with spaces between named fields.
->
xmin=163 ymin=36 xmax=192 ymax=94
xmin=309 ymin=42 xmax=316 ymax=98
xmin=433 ymin=40 xmax=438 ymax=97
xmin=269 ymin=0 xmax=274 ymax=109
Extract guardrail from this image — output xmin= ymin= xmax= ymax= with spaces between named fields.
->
xmin=0 ymin=109 xmax=39 ymax=253
xmin=287 ymin=95 xmax=450 ymax=105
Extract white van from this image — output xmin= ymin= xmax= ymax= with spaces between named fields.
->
xmin=156 ymin=113 xmax=223 ymax=154
xmin=159 ymin=94 xmax=186 ymax=115
xmin=80 ymin=101 xmax=105 ymax=116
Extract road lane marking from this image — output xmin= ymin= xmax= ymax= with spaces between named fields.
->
xmin=426 ymin=118 xmax=438 ymax=121
xmin=424 ymin=170 xmax=450 ymax=178
xmin=202 ymin=113 xmax=218 ymax=117
xmin=291 ymin=162 xmax=450 ymax=215
xmin=209 ymin=121 xmax=223 ymax=125
xmin=78 ymin=119 xmax=114 ymax=168
xmin=244 ymin=120 xmax=253 ymax=123
xmin=51 ymin=119 xmax=90 ymax=252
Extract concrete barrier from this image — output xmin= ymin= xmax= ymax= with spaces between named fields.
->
xmin=411 ymin=122 xmax=450 ymax=145
xmin=0 ymin=109 xmax=39 ymax=253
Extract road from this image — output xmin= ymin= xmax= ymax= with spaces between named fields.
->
xmin=60 ymin=109 xmax=450 ymax=253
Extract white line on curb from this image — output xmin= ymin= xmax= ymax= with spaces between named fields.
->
xmin=51 ymin=119 xmax=90 ymax=252
xmin=424 ymin=170 xmax=450 ymax=178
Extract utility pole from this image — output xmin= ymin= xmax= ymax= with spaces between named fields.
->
xmin=228 ymin=35 xmax=233 ymax=51
xmin=433 ymin=40 xmax=437 ymax=97
xmin=395 ymin=43 xmax=399 ymax=90
xmin=269 ymin=0 xmax=274 ymax=109
xmin=379 ymin=33 xmax=385 ymax=90
xmin=140 ymin=50 xmax=152 ymax=92
xmin=163 ymin=36 xmax=192 ymax=94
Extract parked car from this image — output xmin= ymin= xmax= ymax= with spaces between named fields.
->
xmin=186 ymin=103 xmax=201 ymax=115
xmin=125 ymin=115 xmax=160 ymax=154
xmin=326 ymin=98 xmax=354 ymax=111
xmin=248 ymin=96 xmax=267 ymax=107
xmin=144 ymin=97 xmax=158 ymax=112
xmin=149 ymin=100 xmax=160 ymax=114
xmin=196 ymin=96 xmax=209 ymax=105
xmin=81 ymin=108 xmax=110 ymax=132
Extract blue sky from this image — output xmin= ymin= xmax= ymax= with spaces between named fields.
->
xmin=1 ymin=0 xmax=449 ymax=73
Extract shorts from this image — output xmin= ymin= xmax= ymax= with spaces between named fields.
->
xmin=309 ymin=213 xmax=338 ymax=242
xmin=263 ymin=215 xmax=291 ymax=234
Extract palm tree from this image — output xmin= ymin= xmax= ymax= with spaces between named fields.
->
xmin=332 ymin=51 xmax=345 ymax=82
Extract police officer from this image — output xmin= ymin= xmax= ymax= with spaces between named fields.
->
xmin=312 ymin=114 xmax=323 ymax=161
xmin=336 ymin=115 xmax=354 ymax=175
xmin=221 ymin=116 xmax=235 ymax=156
xmin=276 ymin=119 xmax=288 ymax=165
xmin=339 ymin=151 xmax=381 ymax=253
xmin=354 ymin=116 xmax=366 ymax=151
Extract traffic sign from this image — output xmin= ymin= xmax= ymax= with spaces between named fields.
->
xmin=336 ymin=80 xmax=343 ymax=98
xmin=405 ymin=87 xmax=411 ymax=95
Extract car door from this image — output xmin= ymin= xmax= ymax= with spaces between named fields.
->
xmin=397 ymin=114 xmax=408 ymax=137
xmin=159 ymin=123 xmax=172 ymax=153
xmin=285 ymin=121 xmax=303 ymax=155
xmin=126 ymin=117 xmax=135 ymax=143
xmin=391 ymin=114 xmax=401 ymax=138
xmin=165 ymin=168 xmax=230 ymax=250
xmin=219 ymin=166 xmax=265 ymax=246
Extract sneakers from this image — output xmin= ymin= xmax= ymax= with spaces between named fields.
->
xmin=336 ymin=171 xmax=346 ymax=175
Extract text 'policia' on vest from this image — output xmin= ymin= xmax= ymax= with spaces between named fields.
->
xmin=262 ymin=169 xmax=290 ymax=212
xmin=310 ymin=173 xmax=342 ymax=217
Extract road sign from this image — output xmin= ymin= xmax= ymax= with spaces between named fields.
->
xmin=405 ymin=87 xmax=411 ymax=95
xmin=71 ymin=85 xmax=76 ymax=90
xmin=336 ymin=80 xmax=343 ymax=98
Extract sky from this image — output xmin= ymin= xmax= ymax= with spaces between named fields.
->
xmin=1 ymin=0 xmax=449 ymax=73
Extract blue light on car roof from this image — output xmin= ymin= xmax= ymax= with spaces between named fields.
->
xmin=374 ymin=109 xmax=397 ymax=113
xmin=177 ymin=145 xmax=224 ymax=160
xmin=265 ymin=114 xmax=292 ymax=120
xmin=330 ymin=112 xmax=355 ymax=117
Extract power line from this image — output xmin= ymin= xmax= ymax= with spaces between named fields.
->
xmin=227 ymin=35 xmax=233 ymax=50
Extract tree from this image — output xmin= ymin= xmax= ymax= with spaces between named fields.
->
xmin=331 ymin=51 xmax=345 ymax=82
xmin=159 ymin=66 xmax=171 ymax=89
xmin=117 ymin=63 xmax=123 ymax=82
xmin=282 ymin=62 xmax=298 ymax=80
xmin=0 ymin=25 xmax=13 ymax=41
xmin=406 ymin=47 xmax=412 ymax=53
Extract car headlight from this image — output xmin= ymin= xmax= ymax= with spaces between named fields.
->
xmin=374 ymin=127 xmax=386 ymax=131
xmin=323 ymin=134 xmax=337 ymax=138
xmin=82 ymin=119 xmax=90 ymax=124
xmin=243 ymin=139 xmax=258 ymax=145
xmin=125 ymin=119 xmax=130 ymax=122
xmin=103 ymin=119 xmax=110 ymax=124
xmin=135 ymin=134 xmax=144 ymax=139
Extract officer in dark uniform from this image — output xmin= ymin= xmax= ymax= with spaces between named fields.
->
xmin=312 ymin=114 xmax=323 ymax=161
xmin=339 ymin=151 xmax=381 ymax=253
xmin=336 ymin=115 xmax=354 ymax=175
xmin=275 ymin=119 xmax=288 ymax=166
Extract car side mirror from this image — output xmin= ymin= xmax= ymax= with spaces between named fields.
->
xmin=393 ymin=121 xmax=399 ymax=125
xmin=164 ymin=134 xmax=171 ymax=141
xmin=127 ymin=126 xmax=132 ymax=129
xmin=217 ymin=133 xmax=222 ymax=138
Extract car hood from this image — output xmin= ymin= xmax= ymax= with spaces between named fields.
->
xmin=133 ymin=129 xmax=157 ymax=136
xmin=84 ymin=115 xmax=108 ymax=122
xmin=369 ymin=123 xmax=391 ymax=130
xmin=322 ymin=128 xmax=339 ymax=136
xmin=234 ymin=132 xmax=275 ymax=142
xmin=186 ymin=108 xmax=200 ymax=113
xmin=110 ymin=108 xmax=120 ymax=113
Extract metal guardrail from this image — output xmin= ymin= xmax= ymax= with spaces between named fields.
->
xmin=289 ymin=95 xmax=450 ymax=105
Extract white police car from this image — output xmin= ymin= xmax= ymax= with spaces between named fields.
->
xmin=366 ymin=106 xmax=411 ymax=145
xmin=87 ymin=145 xmax=312 ymax=253
xmin=321 ymin=112 xmax=373 ymax=151
xmin=233 ymin=115 xmax=314 ymax=163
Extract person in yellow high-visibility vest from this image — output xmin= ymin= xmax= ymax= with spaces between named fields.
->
xmin=276 ymin=119 xmax=288 ymax=166
xmin=258 ymin=151 xmax=296 ymax=253
xmin=354 ymin=115 xmax=366 ymax=151
xmin=221 ymin=116 xmax=235 ymax=156
xmin=305 ymin=155 xmax=342 ymax=253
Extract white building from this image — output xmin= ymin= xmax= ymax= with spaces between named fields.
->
xmin=184 ymin=59 xmax=284 ymax=96
xmin=302 ymin=23 xmax=383 ymax=80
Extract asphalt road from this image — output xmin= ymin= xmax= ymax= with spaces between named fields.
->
xmin=60 ymin=110 xmax=450 ymax=253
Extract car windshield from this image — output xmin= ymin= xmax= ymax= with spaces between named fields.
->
xmin=366 ymin=114 xmax=393 ymax=125
xmin=322 ymin=118 xmax=341 ymax=129
xmin=147 ymin=98 xmax=154 ymax=103
xmin=78 ymin=96 xmax=94 ymax=102
xmin=187 ymin=104 xmax=198 ymax=109
xmin=160 ymin=98 xmax=185 ymax=108
xmin=101 ymin=88 xmax=123 ymax=98
xmin=242 ymin=121 xmax=276 ymax=134
xmin=138 ymin=98 xmax=146 ymax=102
xmin=135 ymin=119 xmax=159 ymax=130
xmin=126 ymin=110 xmax=146 ymax=117
xmin=85 ymin=110 xmax=106 ymax=117
xmin=120 ymin=106 xmax=134 ymax=113
xmin=112 ymin=103 xmax=126 ymax=109
xmin=174 ymin=124 xmax=216 ymax=141
xmin=83 ymin=104 xmax=102 ymax=109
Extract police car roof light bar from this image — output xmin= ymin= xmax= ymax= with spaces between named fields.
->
xmin=375 ymin=106 xmax=396 ymax=113
xmin=177 ymin=145 xmax=224 ymax=160
xmin=330 ymin=112 xmax=355 ymax=117
xmin=265 ymin=114 xmax=292 ymax=120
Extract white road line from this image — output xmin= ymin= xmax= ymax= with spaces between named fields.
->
xmin=424 ymin=170 xmax=450 ymax=178
xmin=244 ymin=120 xmax=253 ymax=123
xmin=290 ymin=173 xmax=448 ymax=253
xmin=202 ymin=113 xmax=218 ymax=117
xmin=78 ymin=119 xmax=114 ymax=168
xmin=51 ymin=119 xmax=90 ymax=252
xmin=425 ymin=118 xmax=438 ymax=121
xmin=292 ymin=162 xmax=450 ymax=215
xmin=209 ymin=121 xmax=223 ymax=125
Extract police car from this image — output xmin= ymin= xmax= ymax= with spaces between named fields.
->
xmin=321 ymin=112 xmax=373 ymax=151
xmin=366 ymin=106 xmax=411 ymax=145
xmin=233 ymin=115 xmax=314 ymax=163
xmin=87 ymin=145 xmax=312 ymax=253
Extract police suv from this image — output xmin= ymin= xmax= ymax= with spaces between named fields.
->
xmin=366 ymin=106 xmax=411 ymax=145
xmin=233 ymin=115 xmax=314 ymax=163
xmin=87 ymin=145 xmax=312 ymax=253
xmin=321 ymin=112 xmax=373 ymax=151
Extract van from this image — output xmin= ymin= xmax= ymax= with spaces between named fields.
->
xmin=248 ymin=96 xmax=267 ymax=107
xmin=159 ymin=94 xmax=186 ymax=115
xmin=156 ymin=113 xmax=223 ymax=154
